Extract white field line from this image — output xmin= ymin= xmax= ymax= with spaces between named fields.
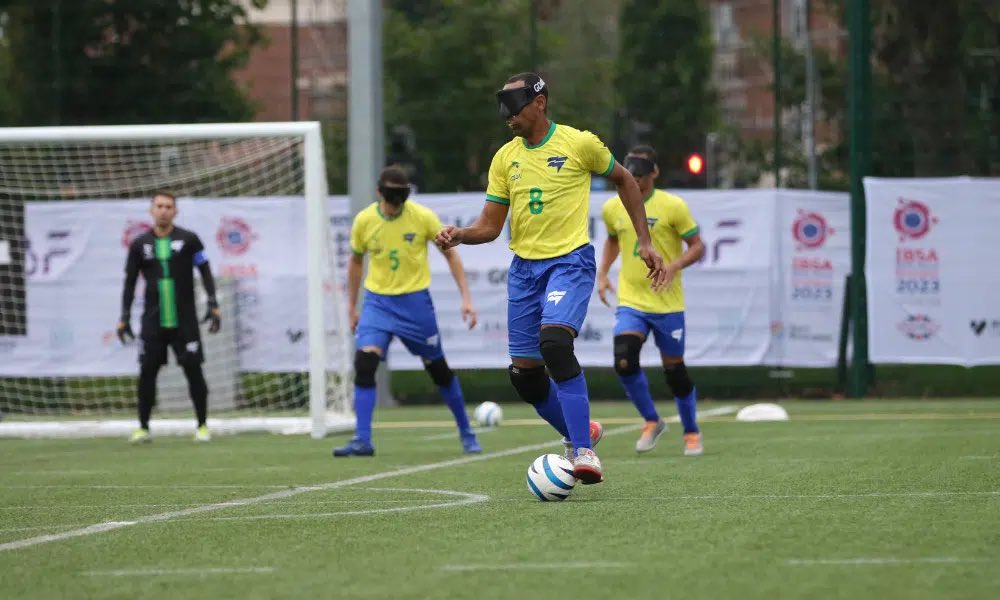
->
xmin=421 ymin=427 xmax=500 ymax=441
xmin=442 ymin=562 xmax=632 ymax=572
xmin=786 ymin=557 xmax=991 ymax=566
xmin=0 ymin=407 xmax=733 ymax=553
xmin=961 ymin=456 xmax=997 ymax=460
xmin=2 ymin=484 xmax=291 ymax=490
xmin=84 ymin=567 xmax=275 ymax=577
xmin=190 ymin=488 xmax=488 ymax=521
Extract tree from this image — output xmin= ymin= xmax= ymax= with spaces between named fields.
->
xmin=616 ymin=0 xmax=718 ymax=187
xmin=384 ymin=0 xmax=541 ymax=192
xmin=1 ymin=0 xmax=266 ymax=126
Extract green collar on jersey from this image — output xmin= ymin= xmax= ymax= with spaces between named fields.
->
xmin=376 ymin=201 xmax=406 ymax=221
xmin=642 ymin=188 xmax=656 ymax=203
xmin=522 ymin=121 xmax=557 ymax=150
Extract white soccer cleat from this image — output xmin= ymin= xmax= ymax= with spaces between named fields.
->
xmin=562 ymin=420 xmax=605 ymax=461
xmin=635 ymin=420 xmax=667 ymax=453
xmin=571 ymin=448 xmax=604 ymax=485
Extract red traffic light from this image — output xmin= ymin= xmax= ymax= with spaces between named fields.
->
xmin=686 ymin=153 xmax=704 ymax=175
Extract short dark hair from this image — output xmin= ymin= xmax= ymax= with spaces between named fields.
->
xmin=628 ymin=145 xmax=658 ymax=163
xmin=151 ymin=190 xmax=177 ymax=205
xmin=378 ymin=165 xmax=409 ymax=187
xmin=504 ymin=72 xmax=549 ymax=100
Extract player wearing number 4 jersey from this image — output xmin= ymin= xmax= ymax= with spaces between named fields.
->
xmin=333 ymin=166 xmax=481 ymax=458
xmin=599 ymin=145 xmax=706 ymax=456
xmin=436 ymin=72 xmax=669 ymax=484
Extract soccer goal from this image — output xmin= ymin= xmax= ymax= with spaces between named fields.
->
xmin=0 ymin=122 xmax=353 ymax=439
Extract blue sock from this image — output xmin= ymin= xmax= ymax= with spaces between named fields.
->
xmin=532 ymin=379 xmax=569 ymax=438
xmin=557 ymin=372 xmax=591 ymax=450
xmin=676 ymin=386 xmax=699 ymax=434
xmin=354 ymin=385 xmax=377 ymax=443
xmin=619 ymin=371 xmax=659 ymax=422
xmin=439 ymin=376 xmax=473 ymax=435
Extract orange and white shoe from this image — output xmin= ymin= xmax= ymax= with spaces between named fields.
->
xmin=683 ymin=432 xmax=703 ymax=456
xmin=572 ymin=448 xmax=604 ymax=484
xmin=635 ymin=420 xmax=667 ymax=453
xmin=562 ymin=420 xmax=605 ymax=461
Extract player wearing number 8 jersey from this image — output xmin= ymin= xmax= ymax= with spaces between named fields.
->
xmin=333 ymin=166 xmax=481 ymax=458
xmin=436 ymin=72 xmax=669 ymax=484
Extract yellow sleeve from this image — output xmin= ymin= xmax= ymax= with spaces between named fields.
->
xmin=673 ymin=199 xmax=700 ymax=239
xmin=349 ymin=214 xmax=367 ymax=255
xmin=577 ymin=131 xmax=615 ymax=177
xmin=602 ymin=199 xmax=618 ymax=238
xmin=485 ymin=148 xmax=510 ymax=205
xmin=424 ymin=207 xmax=444 ymax=240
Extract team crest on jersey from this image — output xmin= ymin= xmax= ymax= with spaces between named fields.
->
xmin=403 ymin=232 xmax=416 ymax=244
xmin=142 ymin=244 xmax=154 ymax=259
xmin=509 ymin=160 xmax=522 ymax=182
xmin=547 ymin=156 xmax=568 ymax=172
xmin=170 ymin=239 xmax=185 ymax=252
xmin=646 ymin=217 xmax=659 ymax=229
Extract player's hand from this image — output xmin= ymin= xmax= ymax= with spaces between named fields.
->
xmin=461 ymin=300 xmax=478 ymax=330
xmin=597 ymin=275 xmax=616 ymax=307
xmin=116 ymin=320 xmax=135 ymax=344
xmin=638 ymin=243 xmax=670 ymax=291
xmin=435 ymin=226 xmax=463 ymax=250
xmin=349 ymin=306 xmax=360 ymax=333
xmin=202 ymin=301 xmax=221 ymax=334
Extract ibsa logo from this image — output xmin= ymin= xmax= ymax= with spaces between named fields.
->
xmin=216 ymin=217 xmax=258 ymax=256
xmin=791 ymin=210 xmax=834 ymax=250
xmin=121 ymin=220 xmax=152 ymax=248
xmin=897 ymin=314 xmax=940 ymax=341
xmin=893 ymin=198 xmax=938 ymax=242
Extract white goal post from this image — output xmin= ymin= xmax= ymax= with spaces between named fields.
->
xmin=0 ymin=122 xmax=353 ymax=439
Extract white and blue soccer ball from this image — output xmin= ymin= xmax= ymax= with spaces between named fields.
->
xmin=526 ymin=453 xmax=577 ymax=501
xmin=474 ymin=401 xmax=503 ymax=427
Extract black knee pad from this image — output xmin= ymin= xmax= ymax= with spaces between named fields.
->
xmin=539 ymin=327 xmax=581 ymax=382
xmin=664 ymin=361 xmax=694 ymax=398
xmin=508 ymin=364 xmax=550 ymax=405
xmin=354 ymin=350 xmax=380 ymax=388
xmin=423 ymin=357 xmax=454 ymax=387
xmin=613 ymin=334 xmax=643 ymax=377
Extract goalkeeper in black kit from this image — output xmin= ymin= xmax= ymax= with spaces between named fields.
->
xmin=117 ymin=191 xmax=221 ymax=443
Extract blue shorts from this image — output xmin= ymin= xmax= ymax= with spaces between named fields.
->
xmin=356 ymin=289 xmax=444 ymax=361
xmin=613 ymin=307 xmax=686 ymax=357
xmin=507 ymin=244 xmax=596 ymax=359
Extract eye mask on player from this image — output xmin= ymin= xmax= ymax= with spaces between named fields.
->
xmin=496 ymin=77 xmax=546 ymax=119
xmin=624 ymin=156 xmax=656 ymax=178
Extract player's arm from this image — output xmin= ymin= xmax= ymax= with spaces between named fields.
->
xmin=439 ymin=246 xmax=478 ymax=329
xmin=346 ymin=252 xmax=364 ymax=332
xmin=605 ymin=162 xmax=668 ymax=288
xmin=435 ymin=201 xmax=508 ymax=248
xmin=674 ymin=233 xmax=705 ymax=270
xmin=597 ymin=204 xmax=621 ymax=307
xmin=117 ymin=243 xmax=140 ymax=343
xmin=192 ymin=242 xmax=221 ymax=334
xmin=669 ymin=202 xmax=706 ymax=273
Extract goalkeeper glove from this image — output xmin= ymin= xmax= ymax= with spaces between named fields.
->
xmin=116 ymin=317 xmax=135 ymax=344
xmin=203 ymin=299 xmax=221 ymax=334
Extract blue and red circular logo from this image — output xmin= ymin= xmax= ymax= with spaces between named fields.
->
xmin=897 ymin=314 xmax=940 ymax=341
xmin=893 ymin=198 xmax=938 ymax=241
xmin=121 ymin=220 xmax=152 ymax=248
xmin=216 ymin=217 xmax=258 ymax=256
xmin=792 ymin=210 xmax=833 ymax=250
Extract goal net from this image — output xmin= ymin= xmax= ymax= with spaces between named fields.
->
xmin=0 ymin=122 xmax=353 ymax=439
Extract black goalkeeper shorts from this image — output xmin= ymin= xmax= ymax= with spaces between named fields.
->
xmin=139 ymin=325 xmax=204 ymax=368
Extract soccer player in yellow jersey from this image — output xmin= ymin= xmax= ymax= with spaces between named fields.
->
xmin=436 ymin=73 xmax=668 ymax=484
xmin=333 ymin=167 xmax=480 ymax=457
xmin=598 ymin=145 xmax=706 ymax=456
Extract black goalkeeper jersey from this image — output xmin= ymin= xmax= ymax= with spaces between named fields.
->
xmin=124 ymin=226 xmax=207 ymax=335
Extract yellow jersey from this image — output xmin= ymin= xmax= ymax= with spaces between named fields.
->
xmin=349 ymin=200 xmax=443 ymax=295
xmin=486 ymin=122 xmax=614 ymax=259
xmin=602 ymin=189 xmax=699 ymax=314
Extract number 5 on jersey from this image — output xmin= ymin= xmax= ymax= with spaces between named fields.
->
xmin=389 ymin=249 xmax=400 ymax=271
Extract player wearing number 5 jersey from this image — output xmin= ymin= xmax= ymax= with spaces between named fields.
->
xmin=333 ymin=166 xmax=481 ymax=458
xmin=436 ymin=72 xmax=669 ymax=484
xmin=598 ymin=145 xmax=706 ymax=456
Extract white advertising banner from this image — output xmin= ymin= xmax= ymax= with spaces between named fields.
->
xmin=1 ymin=189 xmax=850 ymax=376
xmin=864 ymin=177 xmax=1000 ymax=366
